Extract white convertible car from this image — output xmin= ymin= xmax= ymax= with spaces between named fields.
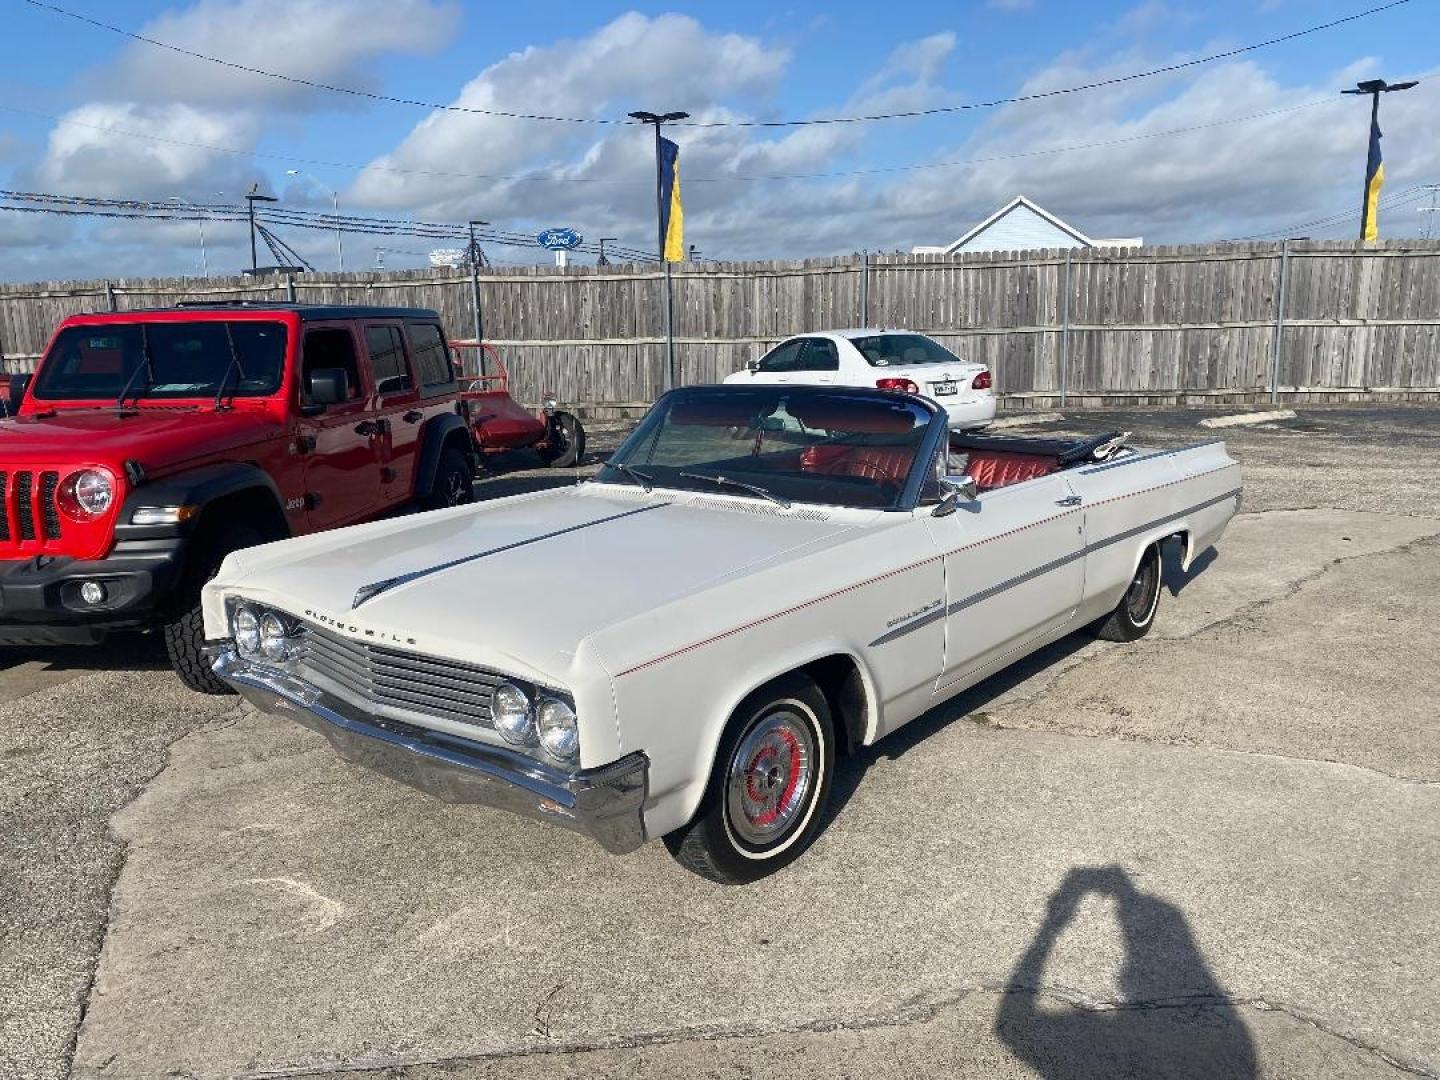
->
xmin=206 ymin=385 xmax=1240 ymax=883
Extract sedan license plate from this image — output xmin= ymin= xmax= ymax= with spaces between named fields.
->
xmin=930 ymin=380 xmax=959 ymax=396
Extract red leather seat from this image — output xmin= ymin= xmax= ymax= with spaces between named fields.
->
xmin=800 ymin=444 xmax=913 ymax=484
xmin=965 ymin=450 xmax=1058 ymax=491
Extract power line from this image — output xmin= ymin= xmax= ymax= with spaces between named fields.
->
xmin=1237 ymin=184 xmax=1430 ymax=239
xmin=0 ymin=96 xmax=1345 ymax=187
xmin=21 ymin=0 xmax=1413 ymax=129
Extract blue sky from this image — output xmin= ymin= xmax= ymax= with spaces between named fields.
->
xmin=0 ymin=0 xmax=1436 ymax=280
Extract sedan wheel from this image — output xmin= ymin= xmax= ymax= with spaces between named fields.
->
xmin=1092 ymin=542 xmax=1163 ymax=642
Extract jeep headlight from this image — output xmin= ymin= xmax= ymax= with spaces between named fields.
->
xmin=536 ymin=698 xmax=579 ymax=763
xmin=233 ymin=605 xmax=261 ymax=655
xmin=58 ymin=468 xmax=115 ymax=519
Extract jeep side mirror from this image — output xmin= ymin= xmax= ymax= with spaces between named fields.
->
xmin=932 ymin=475 xmax=979 ymax=517
xmin=307 ymin=368 xmax=349 ymax=406
xmin=8 ymin=373 xmax=31 ymax=416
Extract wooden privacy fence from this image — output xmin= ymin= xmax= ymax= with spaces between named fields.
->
xmin=2 ymin=239 xmax=1438 ymax=409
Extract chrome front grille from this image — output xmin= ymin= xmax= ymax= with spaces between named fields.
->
xmin=297 ymin=622 xmax=500 ymax=729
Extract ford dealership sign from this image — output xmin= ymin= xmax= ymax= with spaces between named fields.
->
xmin=537 ymin=227 xmax=582 ymax=251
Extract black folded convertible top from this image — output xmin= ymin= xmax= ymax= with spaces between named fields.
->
xmin=949 ymin=430 xmax=1128 ymax=466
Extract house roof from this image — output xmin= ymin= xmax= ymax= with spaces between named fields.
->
xmin=945 ymin=195 xmax=1094 ymax=252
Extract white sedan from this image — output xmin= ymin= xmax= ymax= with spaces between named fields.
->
xmin=724 ymin=328 xmax=996 ymax=430
xmin=205 ymin=384 xmax=1239 ymax=884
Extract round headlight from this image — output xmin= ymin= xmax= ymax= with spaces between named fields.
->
xmin=258 ymin=611 xmax=291 ymax=660
xmin=492 ymin=682 xmax=534 ymax=744
xmin=58 ymin=469 xmax=115 ymax=519
xmin=536 ymin=698 xmax=579 ymax=763
xmin=234 ymin=606 xmax=260 ymax=655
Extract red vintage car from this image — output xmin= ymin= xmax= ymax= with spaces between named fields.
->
xmin=451 ymin=340 xmax=585 ymax=469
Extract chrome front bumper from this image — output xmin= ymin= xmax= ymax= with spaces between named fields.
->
xmin=212 ymin=649 xmax=648 ymax=854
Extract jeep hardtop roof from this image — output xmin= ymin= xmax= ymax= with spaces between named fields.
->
xmin=63 ymin=302 xmax=442 ymax=322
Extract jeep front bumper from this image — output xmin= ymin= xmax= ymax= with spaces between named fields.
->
xmin=213 ymin=649 xmax=649 ymax=855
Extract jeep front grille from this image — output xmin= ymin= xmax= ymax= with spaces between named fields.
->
xmin=297 ymin=622 xmax=500 ymax=730
xmin=2 ymin=470 xmax=64 ymax=545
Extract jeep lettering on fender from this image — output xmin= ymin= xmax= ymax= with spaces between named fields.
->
xmin=0 ymin=302 xmax=475 ymax=693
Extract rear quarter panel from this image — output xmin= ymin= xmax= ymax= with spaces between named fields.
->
xmin=1072 ymin=443 xmax=1242 ymax=623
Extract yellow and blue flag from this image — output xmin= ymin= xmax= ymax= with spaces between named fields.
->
xmin=1362 ymin=112 xmax=1384 ymax=241
xmin=659 ymin=136 xmax=684 ymax=261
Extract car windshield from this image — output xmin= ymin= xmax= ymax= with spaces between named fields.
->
xmin=852 ymin=333 xmax=963 ymax=367
xmin=32 ymin=321 xmax=288 ymax=401
xmin=597 ymin=386 xmax=938 ymax=510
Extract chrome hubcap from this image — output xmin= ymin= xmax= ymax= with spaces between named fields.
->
xmin=1125 ymin=555 xmax=1158 ymax=622
xmin=726 ymin=709 xmax=815 ymax=846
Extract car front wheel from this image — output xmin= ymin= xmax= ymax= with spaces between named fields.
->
xmin=666 ymin=673 xmax=835 ymax=884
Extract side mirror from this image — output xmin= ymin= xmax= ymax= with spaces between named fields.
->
xmin=746 ymin=358 xmax=760 ymax=374
xmin=931 ymin=475 xmax=979 ymax=517
xmin=307 ymin=368 xmax=349 ymax=406
xmin=8 ymin=373 xmax=31 ymax=415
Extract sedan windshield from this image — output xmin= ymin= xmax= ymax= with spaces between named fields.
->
xmin=32 ymin=321 xmax=288 ymax=401
xmin=852 ymin=333 xmax=963 ymax=367
xmin=598 ymin=386 xmax=938 ymax=510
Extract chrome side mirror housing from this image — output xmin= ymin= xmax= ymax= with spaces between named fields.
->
xmin=931 ymin=475 xmax=979 ymax=517
xmin=746 ymin=358 xmax=760 ymax=373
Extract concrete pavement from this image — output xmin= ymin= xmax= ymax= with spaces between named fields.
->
xmin=2 ymin=404 xmax=1437 ymax=1079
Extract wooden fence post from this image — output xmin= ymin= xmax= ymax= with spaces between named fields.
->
xmin=859 ymin=250 xmax=870 ymax=326
xmin=105 ymin=281 xmax=116 ymax=311
xmin=1059 ymin=249 xmax=1072 ymax=408
xmin=1269 ymin=239 xmax=1290 ymax=404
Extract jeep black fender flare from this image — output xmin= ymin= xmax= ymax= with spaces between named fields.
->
xmin=413 ymin=413 xmax=476 ymax=500
xmin=115 ymin=462 xmax=290 ymax=545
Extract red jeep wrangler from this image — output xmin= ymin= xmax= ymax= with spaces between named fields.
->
xmin=0 ymin=302 xmax=476 ymax=692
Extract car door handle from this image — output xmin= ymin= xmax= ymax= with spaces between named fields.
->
xmin=402 ymin=410 xmax=423 ymax=424
xmin=1056 ymin=494 xmax=1083 ymax=507
xmin=354 ymin=419 xmax=388 ymax=437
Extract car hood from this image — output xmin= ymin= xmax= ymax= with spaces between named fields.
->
xmin=208 ymin=485 xmax=868 ymax=687
xmin=0 ymin=406 xmax=278 ymax=470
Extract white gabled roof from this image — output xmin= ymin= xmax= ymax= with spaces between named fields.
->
xmin=945 ymin=195 xmax=1094 ymax=252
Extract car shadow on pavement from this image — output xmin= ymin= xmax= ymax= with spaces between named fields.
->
xmin=1163 ymin=542 xmax=1217 ymax=598
xmin=994 ymin=865 xmax=1257 ymax=1079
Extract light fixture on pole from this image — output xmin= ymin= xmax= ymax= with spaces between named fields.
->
xmin=166 ymin=196 xmax=208 ymax=277
xmin=597 ymin=237 xmax=617 ymax=267
xmin=244 ymin=186 xmax=278 ymax=272
xmin=1342 ymin=78 xmax=1418 ymax=241
xmin=285 ymin=170 xmax=343 ymax=272
xmin=627 ymin=110 xmax=689 ymax=261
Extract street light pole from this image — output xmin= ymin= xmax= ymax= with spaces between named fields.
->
xmin=1342 ymin=78 xmax=1418 ymax=240
xmin=286 ymin=170 xmax=344 ymax=272
xmin=167 ymin=196 xmax=208 ymax=277
xmin=597 ymin=237 xmax=616 ymax=267
xmin=627 ymin=110 xmax=689 ymax=262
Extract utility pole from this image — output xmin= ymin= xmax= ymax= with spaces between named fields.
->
xmin=468 ymin=220 xmax=489 ymax=350
xmin=166 ymin=196 xmax=208 ymax=277
xmin=1342 ymin=78 xmax=1418 ymax=240
xmin=245 ymin=187 xmax=277 ymax=272
xmin=286 ymin=170 xmax=344 ymax=272
xmin=597 ymin=237 xmax=616 ymax=267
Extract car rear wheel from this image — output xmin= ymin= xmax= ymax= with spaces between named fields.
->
xmin=1091 ymin=542 xmax=1162 ymax=642
xmin=163 ymin=524 xmax=264 ymax=694
xmin=666 ymin=673 xmax=835 ymax=885
xmin=537 ymin=412 xmax=585 ymax=469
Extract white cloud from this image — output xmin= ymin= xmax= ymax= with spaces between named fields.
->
xmin=94 ymin=0 xmax=460 ymax=110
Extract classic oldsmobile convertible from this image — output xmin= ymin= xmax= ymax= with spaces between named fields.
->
xmin=205 ymin=385 xmax=1240 ymax=883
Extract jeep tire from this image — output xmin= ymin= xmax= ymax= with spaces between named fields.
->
xmin=421 ymin=446 xmax=475 ymax=511
xmin=163 ymin=524 xmax=263 ymax=694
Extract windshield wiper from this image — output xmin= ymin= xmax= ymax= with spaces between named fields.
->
xmin=679 ymin=471 xmax=791 ymax=509
xmin=212 ymin=324 xmax=248 ymax=410
xmin=114 ymin=330 xmax=155 ymax=416
xmin=606 ymin=461 xmax=655 ymax=492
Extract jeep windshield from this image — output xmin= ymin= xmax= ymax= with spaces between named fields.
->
xmin=597 ymin=386 xmax=939 ymax=510
xmin=32 ymin=321 xmax=287 ymax=401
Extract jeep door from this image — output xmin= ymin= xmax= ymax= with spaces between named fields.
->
xmin=296 ymin=323 xmax=384 ymax=528
xmin=362 ymin=322 xmax=423 ymax=506
xmin=398 ymin=321 xmax=465 ymax=498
